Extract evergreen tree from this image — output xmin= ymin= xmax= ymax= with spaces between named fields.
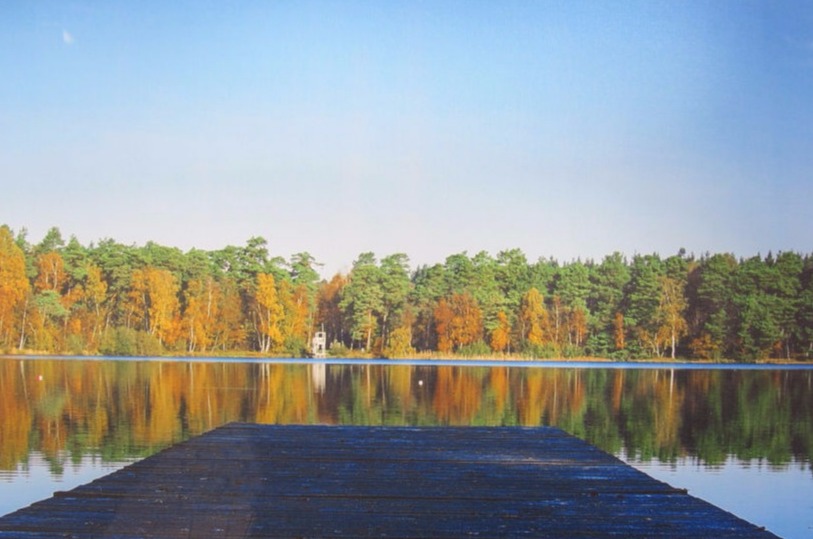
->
xmin=340 ymin=253 xmax=383 ymax=351
xmin=378 ymin=253 xmax=411 ymax=348
xmin=624 ymin=254 xmax=665 ymax=357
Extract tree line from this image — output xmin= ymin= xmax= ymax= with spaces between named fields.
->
xmin=1 ymin=225 xmax=811 ymax=360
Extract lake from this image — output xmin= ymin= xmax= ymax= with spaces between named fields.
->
xmin=1 ymin=357 xmax=811 ymax=538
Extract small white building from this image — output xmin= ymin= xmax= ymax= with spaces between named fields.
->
xmin=312 ymin=331 xmax=327 ymax=358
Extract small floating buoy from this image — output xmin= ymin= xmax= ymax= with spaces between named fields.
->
xmin=37 ymin=375 xmax=43 ymax=381
xmin=418 ymin=380 xmax=423 ymax=386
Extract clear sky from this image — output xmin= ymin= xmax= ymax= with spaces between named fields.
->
xmin=2 ymin=1 xmax=811 ymax=277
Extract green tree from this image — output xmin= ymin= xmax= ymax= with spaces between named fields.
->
xmin=732 ymin=255 xmax=788 ymax=360
xmin=471 ymin=251 xmax=504 ymax=344
xmin=444 ymin=252 xmax=475 ymax=295
xmin=770 ymin=252 xmax=803 ymax=358
xmin=554 ymin=261 xmax=590 ymax=309
xmin=340 ymin=253 xmax=383 ymax=351
xmin=379 ymin=254 xmax=411 ymax=349
xmin=687 ymin=253 xmax=737 ymax=359
xmin=290 ymin=252 xmax=321 ymax=341
xmin=30 ymin=290 xmax=69 ymax=350
xmin=62 ymin=236 xmax=89 ymax=282
xmin=552 ymin=261 xmax=591 ymax=354
xmin=90 ymin=239 xmax=139 ymax=329
xmin=797 ymin=256 xmax=813 ymax=359
xmin=588 ymin=253 xmax=630 ymax=356
xmin=34 ymin=226 xmax=65 ymax=256
xmin=624 ymin=254 xmax=665 ymax=357
xmin=410 ymin=264 xmax=446 ymax=351
xmin=495 ymin=248 xmax=531 ymax=312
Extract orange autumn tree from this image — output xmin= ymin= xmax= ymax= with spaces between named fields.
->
xmin=490 ymin=310 xmax=511 ymax=353
xmin=434 ymin=293 xmax=483 ymax=353
xmin=0 ymin=226 xmax=29 ymax=348
xmin=434 ymin=298 xmax=454 ymax=353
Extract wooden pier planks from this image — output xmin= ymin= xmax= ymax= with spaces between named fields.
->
xmin=0 ymin=423 xmax=778 ymax=538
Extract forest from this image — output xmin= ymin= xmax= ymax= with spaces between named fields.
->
xmin=1 ymin=225 xmax=811 ymax=361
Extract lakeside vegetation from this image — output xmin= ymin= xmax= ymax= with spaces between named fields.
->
xmin=1 ymin=225 xmax=812 ymax=361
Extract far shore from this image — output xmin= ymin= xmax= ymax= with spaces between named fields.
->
xmin=2 ymin=350 xmax=810 ymax=366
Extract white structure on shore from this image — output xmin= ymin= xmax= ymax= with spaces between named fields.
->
xmin=312 ymin=331 xmax=327 ymax=359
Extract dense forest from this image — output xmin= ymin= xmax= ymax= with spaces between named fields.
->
xmin=1 ymin=225 xmax=811 ymax=361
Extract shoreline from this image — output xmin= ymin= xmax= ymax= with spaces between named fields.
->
xmin=2 ymin=351 xmax=811 ymax=368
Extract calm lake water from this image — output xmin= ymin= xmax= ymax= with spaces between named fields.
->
xmin=1 ymin=357 xmax=812 ymax=538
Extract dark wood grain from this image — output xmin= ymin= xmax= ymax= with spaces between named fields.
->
xmin=0 ymin=423 xmax=778 ymax=538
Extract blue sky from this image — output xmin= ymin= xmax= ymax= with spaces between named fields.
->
xmin=2 ymin=1 xmax=811 ymax=276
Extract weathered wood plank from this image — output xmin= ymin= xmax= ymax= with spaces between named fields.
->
xmin=0 ymin=423 xmax=778 ymax=538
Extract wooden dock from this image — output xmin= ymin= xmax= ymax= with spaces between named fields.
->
xmin=0 ymin=423 xmax=777 ymax=538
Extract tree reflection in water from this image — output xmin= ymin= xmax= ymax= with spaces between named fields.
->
xmin=1 ymin=359 xmax=812 ymax=473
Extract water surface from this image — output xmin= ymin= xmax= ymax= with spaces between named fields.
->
xmin=1 ymin=357 xmax=811 ymax=537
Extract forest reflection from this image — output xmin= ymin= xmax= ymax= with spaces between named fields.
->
xmin=2 ymin=359 xmax=811 ymax=476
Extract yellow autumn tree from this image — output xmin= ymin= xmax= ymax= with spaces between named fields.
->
xmin=519 ymin=287 xmax=550 ymax=348
xmin=568 ymin=306 xmax=588 ymax=348
xmin=657 ymin=275 xmax=688 ymax=359
xmin=383 ymin=322 xmax=415 ymax=358
xmin=271 ymin=280 xmax=313 ymax=355
xmin=84 ymin=263 xmax=108 ymax=351
xmin=129 ymin=266 xmax=180 ymax=347
xmin=182 ymin=277 xmax=220 ymax=353
xmin=291 ymin=283 xmax=312 ymax=342
xmin=211 ymin=278 xmax=245 ymax=351
xmin=255 ymin=273 xmax=283 ymax=353
xmin=34 ymin=252 xmax=66 ymax=293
